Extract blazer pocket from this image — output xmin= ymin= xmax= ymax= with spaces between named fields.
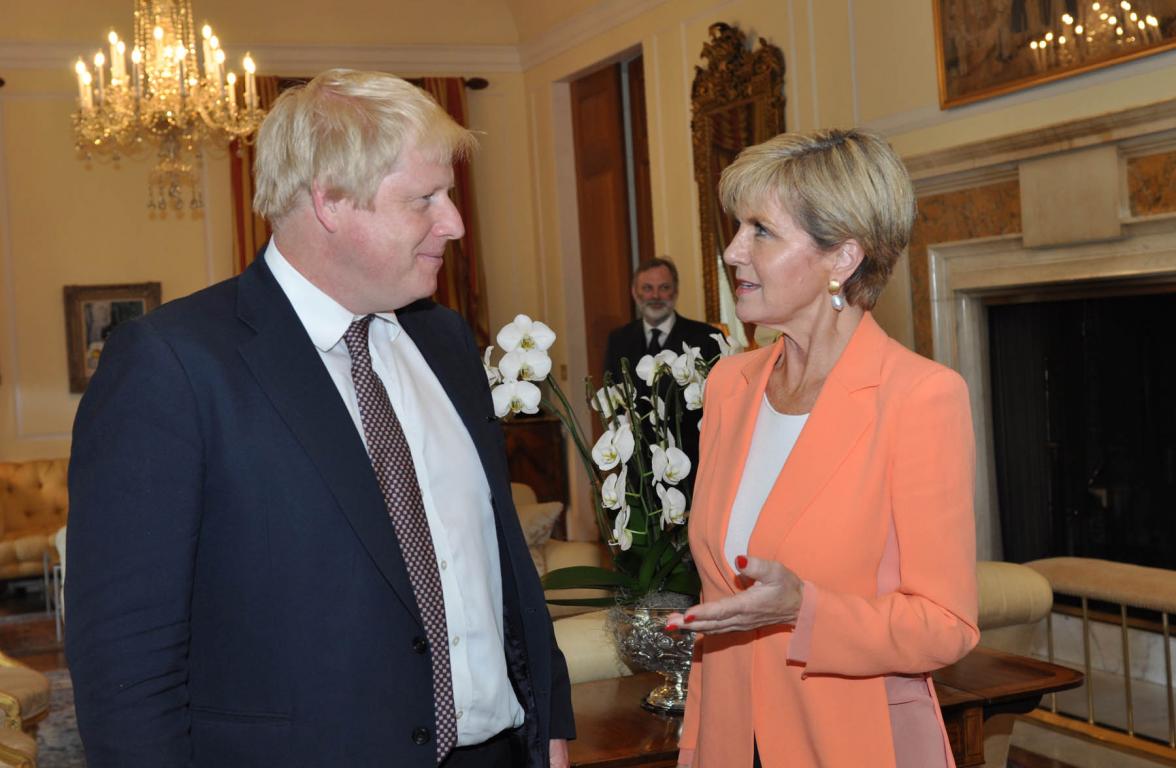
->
xmin=191 ymin=707 xmax=293 ymax=767
xmin=191 ymin=705 xmax=292 ymax=725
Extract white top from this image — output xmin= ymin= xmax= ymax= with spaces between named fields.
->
xmin=265 ymin=241 xmax=524 ymax=745
xmin=723 ymin=395 xmax=809 ymax=569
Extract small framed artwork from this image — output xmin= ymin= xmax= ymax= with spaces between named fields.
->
xmin=63 ymin=282 xmax=161 ymax=393
xmin=933 ymin=0 xmax=1176 ymax=108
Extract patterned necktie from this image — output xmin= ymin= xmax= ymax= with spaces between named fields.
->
xmin=343 ymin=315 xmax=457 ymax=763
xmin=648 ymin=327 xmax=663 ymax=355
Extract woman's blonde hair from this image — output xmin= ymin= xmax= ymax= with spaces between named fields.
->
xmin=718 ymin=129 xmax=916 ymax=310
xmin=253 ymin=68 xmax=477 ymax=222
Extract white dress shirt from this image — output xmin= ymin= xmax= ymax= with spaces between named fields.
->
xmin=643 ymin=313 xmax=676 ymax=350
xmin=265 ymin=241 xmax=524 ymax=745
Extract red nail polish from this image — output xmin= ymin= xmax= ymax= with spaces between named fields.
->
xmin=666 ymin=623 xmax=679 ymax=632
xmin=684 ymin=614 xmax=695 ymax=623
xmin=736 ymin=555 xmax=748 ymax=570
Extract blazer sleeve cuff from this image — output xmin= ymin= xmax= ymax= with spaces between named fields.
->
xmin=786 ymin=580 xmax=819 ymax=664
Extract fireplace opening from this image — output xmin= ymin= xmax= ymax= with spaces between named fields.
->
xmin=988 ymin=288 xmax=1176 ymax=568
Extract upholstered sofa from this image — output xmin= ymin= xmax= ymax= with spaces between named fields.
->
xmin=0 ymin=459 xmax=68 ymax=583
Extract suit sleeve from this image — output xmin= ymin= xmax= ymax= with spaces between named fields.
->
xmin=799 ymin=368 xmax=980 ymax=676
xmin=65 ymin=319 xmax=202 ymax=767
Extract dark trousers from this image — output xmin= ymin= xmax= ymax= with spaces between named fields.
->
xmin=440 ymin=728 xmax=520 ymax=768
xmin=753 ymin=738 xmax=762 ymax=768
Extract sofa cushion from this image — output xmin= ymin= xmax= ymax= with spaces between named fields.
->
xmin=516 ymin=501 xmax=562 ymax=577
xmin=552 ymin=609 xmax=632 ymax=685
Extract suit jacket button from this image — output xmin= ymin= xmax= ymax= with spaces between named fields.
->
xmin=412 ymin=727 xmax=431 ymax=745
xmin=412 ymin=636 xmax=428 ymax=654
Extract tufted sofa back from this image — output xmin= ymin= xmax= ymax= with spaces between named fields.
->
xmin=0 ymin=459 xmax=69 ymax=580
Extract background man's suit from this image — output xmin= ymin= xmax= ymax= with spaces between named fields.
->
xmin=66 ymin=257 xmax=573 ymax=767
xmin=603 ymin=314 xmax=721 ymax=465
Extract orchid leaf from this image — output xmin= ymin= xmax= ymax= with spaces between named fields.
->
xmin=541 ymin=565 xmax=638 ymax=591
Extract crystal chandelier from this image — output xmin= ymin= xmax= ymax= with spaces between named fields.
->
xmin=71 ymin=0 xmax=264 ymax=211
xmin=1028 ymin=1 xmax=1162 ymax=71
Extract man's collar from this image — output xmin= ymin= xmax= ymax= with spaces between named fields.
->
xmin=263 ymin=239 xmax=399 ymax=351
xmin=642 ymin=312 xmax=677 ymax=338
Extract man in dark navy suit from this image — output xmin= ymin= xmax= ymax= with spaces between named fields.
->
xmin=66 ymin=69 xmax=572 ymax=768
xmin=603 ymin=258 xmax=720 ymax=465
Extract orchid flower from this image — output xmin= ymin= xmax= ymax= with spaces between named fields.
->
xmin=590 ymin=385 xmax=625 ymax=419
xmin=490 ymin=380 xmax=541 ymax=418
xmin=671 ymin=345 xmax=704 ymax=386
xmin=591 ymin=423 xmax=635 ymax=470
xmin=656 ymin=483 xmax=687 ymax=528
xmin=601 ymin=465 xmax=628 ymax=510
xmin=709 ymin=331 xmax=743 ymax=357
xmin=498 ymin=348 xmax=552 ymax=383
xmin=611 ymin=503 xmax=633 ymax=550
xmin=496 ymin=314 xmax=556 ymax=353
xmin=483 ymin=346 xmax=501 ymax=386
xmin=651 ymin=444 xmax=691 ymax=486
xmin=684 ymin=380 xmax=705 ymax=411
xmin=634 ymin=349 xmax=679 ymax=387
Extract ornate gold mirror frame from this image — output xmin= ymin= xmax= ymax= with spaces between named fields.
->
xmin=691 ymin=23 xmax=785 ymax=327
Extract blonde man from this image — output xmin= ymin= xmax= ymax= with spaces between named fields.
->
xmin=67 ymin=69 xmax=573 ymax=768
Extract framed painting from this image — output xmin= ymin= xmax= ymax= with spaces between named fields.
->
xmin=63 ymin=282 xmax=161 ymax=393
xmin=933 ymin=0 xmax=1176 ymax=108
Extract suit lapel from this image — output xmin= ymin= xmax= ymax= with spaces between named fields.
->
xmin=234 ymin=260 xmax=423 ymax=625
xmin=751 ymin=315 xmax=884 ymax=557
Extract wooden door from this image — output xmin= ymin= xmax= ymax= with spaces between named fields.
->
xmin=571 ymin=63 xmax=634 ymax=392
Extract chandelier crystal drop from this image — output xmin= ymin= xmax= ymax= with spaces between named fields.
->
xmin=71 ymin=0 xmax=264 ymax=211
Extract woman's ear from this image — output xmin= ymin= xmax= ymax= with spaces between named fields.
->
xmin=832 ymin=239 xmax=865 ymax=282
xmin=310 ymin=183 xmax=341 ymax=234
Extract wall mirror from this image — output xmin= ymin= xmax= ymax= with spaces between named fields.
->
xmin=691 ymin=23 xmax=785 ymax=346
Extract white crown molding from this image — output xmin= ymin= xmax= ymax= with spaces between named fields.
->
xmin=517 ymin=0 xmax=669 ymax=71
xmin=903 ymin=98 xmax=1176 ymax=185
xmin=0 ymin=40 xmax=522 ymax=76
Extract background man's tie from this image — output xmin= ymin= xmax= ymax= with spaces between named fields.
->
xmin=647 ymin=327 xmax=663 ymax=355
xmin=344 ymin=314 xmax=457 ymax=763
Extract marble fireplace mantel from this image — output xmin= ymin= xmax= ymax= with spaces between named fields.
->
xmin=898 ymin=99 xmax=1176 ymax=561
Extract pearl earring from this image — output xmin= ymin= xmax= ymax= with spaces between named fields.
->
xmin=828 ymin=279 xmax=845 ymax=312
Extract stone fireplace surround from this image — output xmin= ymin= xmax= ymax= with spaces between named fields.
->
xmin=902 ymin=100 xmax=1176 ymax=562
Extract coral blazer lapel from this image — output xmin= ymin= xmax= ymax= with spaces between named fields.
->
xmin=709 ymin=315 xmax=886 ymax=564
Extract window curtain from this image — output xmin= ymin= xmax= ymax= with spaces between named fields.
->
xmin=230 ymin=75 xmax=489 ymax=346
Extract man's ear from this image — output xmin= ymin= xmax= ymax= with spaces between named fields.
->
xmin=310 ymin=182 xmax=341 ymax=234
xmin=832 ymin=239 xmax=865 ymax=282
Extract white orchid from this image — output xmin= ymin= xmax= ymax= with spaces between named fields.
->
xmin=656 ymin=483 xmax=687 ymax=528
xmin=490 ymin=380 xmax=541 ymax=418
xmin=600 ymin=465 xmax=628 ymax=510
xmin=591 ymin=423 xmax=635 ymax=470
xmin=498 ymin=348 xmax=552 ymax=383
xmin=483 ymin=346 xmax=501 ymax=386
xmin=671 ymin=345 xmax=704 ymax=386
xmin=611 ymin=503 xmax=633 ymax=550
xmin=590 ymin=385 xmax=625 ymax=419
xmin=651 ymin=444 xmax=691 ymax=486
xmin=709 ymin=331 xmax=742 ymax=357
xmin=496 ymin=314 xmax=556 ymax=353
xmin=634 ymin=349 xmax=679 ymax=386
xmin=684 ymin=380 xmax=705 ymax=411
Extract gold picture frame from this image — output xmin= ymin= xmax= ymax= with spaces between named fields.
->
xmin=63 ymin=282 xmax=161 ymax=393
xmin=934 ymin=0 xmax=1176 ymax=108
xmin=691 ymin=22 xmax=786 ymax=325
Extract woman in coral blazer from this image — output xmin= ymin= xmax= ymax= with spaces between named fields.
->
xmin=668 ymin=129 xmax=979 ymax=767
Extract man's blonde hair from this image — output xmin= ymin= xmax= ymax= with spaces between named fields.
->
xmin=253 ymin=69 xmax=477 ymax=222
xmin=719 ymin=129 xmax=916 ymax=310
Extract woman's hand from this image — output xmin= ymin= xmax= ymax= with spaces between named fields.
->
xmin=666 ymin=555 xmax=803 ymax=634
